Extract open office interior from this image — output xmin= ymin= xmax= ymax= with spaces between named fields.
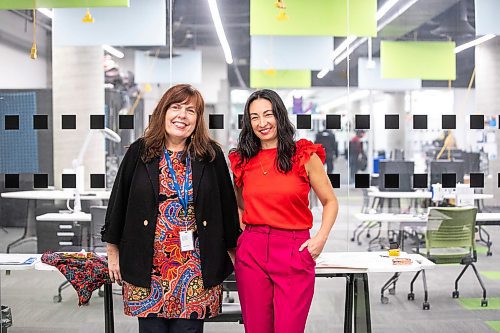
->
xmin=1 ymin=0 xmax=500 ymax=332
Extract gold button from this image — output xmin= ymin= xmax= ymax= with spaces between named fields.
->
xmin=143 ymin=220 xmax=148 ymax=226
xmin=202 ymin=220 xmax=207 ymax=227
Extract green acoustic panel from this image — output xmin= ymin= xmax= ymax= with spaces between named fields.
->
xmin=380 ymin=41 xmax=456 ymax=80
xmin=250 ymin=0 xmax=376 ymax=37
xmin=250 ymin=70 xmax=311 ymax=88
xmin=0 ymin=0 xmax=128 ymax=9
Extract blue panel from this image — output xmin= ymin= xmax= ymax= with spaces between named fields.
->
xmin=0 ymin=92 xmax=39 ymax=173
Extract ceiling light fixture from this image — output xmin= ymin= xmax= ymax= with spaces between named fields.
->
xmin=318 ymin=0 xmax=418 ymax=78
xmin=103 ymin=45 xmax=124 ymax=58
xmin=454 ymin=34 xmax=495 ymax=53
xmin=37 ymin=8 xmax=53 ymax=19
xmin=208 ymin=0 xmax=233 ymax=64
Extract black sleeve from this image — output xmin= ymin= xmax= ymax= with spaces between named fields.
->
xmin=214 ymin=146 xmax=241 ymax=249
xmin=100 ymin=139 xmax=142 ymax=244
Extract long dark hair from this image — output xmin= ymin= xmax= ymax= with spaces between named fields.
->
xmin=142 ymin=84 xmax=217 ymax=163
xmin=234 ymin=89 xmax=296 ymax=173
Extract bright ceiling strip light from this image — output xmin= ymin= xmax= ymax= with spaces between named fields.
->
xmin=318 ymin=0 xmax=411 ymax=77
xmin=377 ymin=0 xmax=418 ymax=31
xmin=316 ymin=36 xmax=356 ymax=78
xmin=376 ymin=0 xmax=399 ymax=20
xmin=334 ymin=37 xmax=368 ymax=65
xmin=208 ymin=0 xmax=233 ymax=64
xmin=455 ymin=34 xmax=495 ymax=53
xmin=37 ymin=8 xmax=53 ymax=19
xmin=103 ymin=45 xmax=124 ymax=58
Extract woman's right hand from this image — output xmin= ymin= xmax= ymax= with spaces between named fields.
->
xmin=106 ymin=243 xmax=122 ymax=285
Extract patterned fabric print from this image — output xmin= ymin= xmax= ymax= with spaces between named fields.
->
xmin=41 ymin=251 xmax=112 ymax=306
xmin=123 ymin=151 xmax=222 ymax=319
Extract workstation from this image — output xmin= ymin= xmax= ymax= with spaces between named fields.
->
xmin=1 ymin=0 xmax=500 ymax=332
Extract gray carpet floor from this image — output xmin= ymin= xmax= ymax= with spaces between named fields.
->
xmin=1 ymin=188 xmax=499 ymax=333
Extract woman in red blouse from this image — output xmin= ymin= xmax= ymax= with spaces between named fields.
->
xmin=229 ymin=89 xmax=339 ymax=333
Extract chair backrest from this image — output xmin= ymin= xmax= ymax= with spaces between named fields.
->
xmin=426 ymin=207 xmax=477 ymax=254
xmin=90 ymin=206 xmax=107 ymax=252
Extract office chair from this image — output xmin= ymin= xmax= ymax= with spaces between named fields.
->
xmin=408 ymin=207 xmax=488 ymax=309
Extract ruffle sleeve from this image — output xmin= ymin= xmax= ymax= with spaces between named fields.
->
xmin=295 ymin=139 xmax=326 ymax=181
xmin=228 ymin=151 xmax=244 ymax=187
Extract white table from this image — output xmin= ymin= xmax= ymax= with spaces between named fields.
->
xmin=368 ymin=191 xmax=493 ymax=200
xmin=315 ymin=251 xmax=435 ymax=333
xmin=1 ymin=190 xmax=109 ymax=253
xmin=354 ymin=212 xmax=500 ymax=255
xmin=0 ymin=253 xmax=114 ymax=333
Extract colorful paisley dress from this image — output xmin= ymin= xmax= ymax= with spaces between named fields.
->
xmin=122 ymin=150 xmax=222 ymax=319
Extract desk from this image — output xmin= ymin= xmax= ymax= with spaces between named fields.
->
xmin=1 ymin=190 xmax=110 ymax=253
xmin=315 ymin=251 xmax=434 ymax=333
xmin=36 ymin=212 xmax=92 ymax=253
xmin=354 ymin=212 xmax=500 ymax=255
xmin=368 ymin=190 xmax=493 ymax=213
xmin=0 ymin=254 xmax=113 ymax=333
xmin=1 ymin=252 xmax=433 ymax=333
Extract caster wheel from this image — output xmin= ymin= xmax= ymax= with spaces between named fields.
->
xmin=481 ymin=299 xmax=488 ymax=307
xmin=350 ymin=237 xmax=355 ymax=242
xmin=98 ymin=290 xmax=104 ymax=297
xmin=407 ymin=293 xmax=415 ymax=301
xmin=487 ymin=252 xmax=492 ymax=257
xmin=381 ymin=296 xmax=389 ymax=304
xmin=452 ymin=291 xmax=459 ymax=299
xmin=223 ymin=296 xmax=235 ymax=303
xmin=367 ymin=248 xmax=372 ymax=252
xmin=366 ymin=234 xmax=371 ymax=239
xmin=389 ymin=288 xmax=396 ymax=295
xmin=357 ymin=242 xmax=362 ymax=246
xmin=53 ymin=295 xmax=62 ymax=303
xmin=423 ymin=302 xmax=430 ymax=310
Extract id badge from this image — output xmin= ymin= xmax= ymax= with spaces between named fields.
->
xmin=180 ymin=230 xmax=194 ymax=252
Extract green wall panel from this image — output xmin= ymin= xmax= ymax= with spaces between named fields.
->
xmin=250 ymin=0 xmax=376 ymax=37
xmin=250 ymin=70 xmax=311 ymax=88
xmin=381 ymin=41 xmax=456 ymax=80
xmin=0 ymin=0 xmax=128 ymax=9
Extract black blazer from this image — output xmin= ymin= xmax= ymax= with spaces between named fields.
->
xmin=101 ymin=138 xmax=240 ymax=288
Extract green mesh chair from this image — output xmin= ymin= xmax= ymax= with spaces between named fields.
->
xmin=408 ymin=207 xmax=488 ymax=308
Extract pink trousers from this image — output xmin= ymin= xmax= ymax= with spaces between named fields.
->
xmin=234 ymin=225 xmax=315 ymax=333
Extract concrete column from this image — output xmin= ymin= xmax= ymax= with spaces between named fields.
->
xmin=385 ymin=93 xmax=406 ymax=158
xmin=52 ymin=46 xmax=105 ymax=190
xmin=475 ymin=38 xmax=500 ymax=206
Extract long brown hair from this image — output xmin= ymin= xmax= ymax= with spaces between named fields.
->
xmin=142 ymin=84 xmax=217 ymax=163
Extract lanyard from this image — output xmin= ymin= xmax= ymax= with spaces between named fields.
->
xmin=164 ymin=150 xmax=191 ymax=221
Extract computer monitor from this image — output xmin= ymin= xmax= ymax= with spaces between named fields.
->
xmin=462 ymin=152 xmax=480 ymax=173
xmin=430 ymin=160 xmax=465 ymax=188
xmin=378 ymin=160 xmax=415 ymax=192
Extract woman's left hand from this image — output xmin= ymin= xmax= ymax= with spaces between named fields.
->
xmin=299 ymin=235 xmax=327 ymax=260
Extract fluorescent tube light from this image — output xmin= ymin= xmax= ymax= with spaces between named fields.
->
xmin=208 ymin=0 xmax=233 ymax=64
xmin=455 ymin=34 xmax=495 ymax=53
xmin=376 ymin=0 xmax=399 ymax=20
xmin=37 ymin=8 xmax=53 ymax=19
xmin=318 ymin=0 xmax=417 ymax=76
xmin=103 ymin=45 xmax=124 ymax=59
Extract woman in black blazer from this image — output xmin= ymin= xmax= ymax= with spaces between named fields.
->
xmin=101 ymin=84 xmax=240 ymax=333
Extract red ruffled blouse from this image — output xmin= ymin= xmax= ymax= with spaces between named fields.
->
xmin=228 ymin=139 xmax=325 ymax=230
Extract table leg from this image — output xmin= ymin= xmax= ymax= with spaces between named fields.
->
xmin=344 ymin=275 xmax=354 ymax=333
xmin=6 ymin=199 xmax=37 ymax=253
xmin=104 ymin=283 xmax=114 ymax=333
xmin=353 ymin=273 xmax=372 ymax=333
